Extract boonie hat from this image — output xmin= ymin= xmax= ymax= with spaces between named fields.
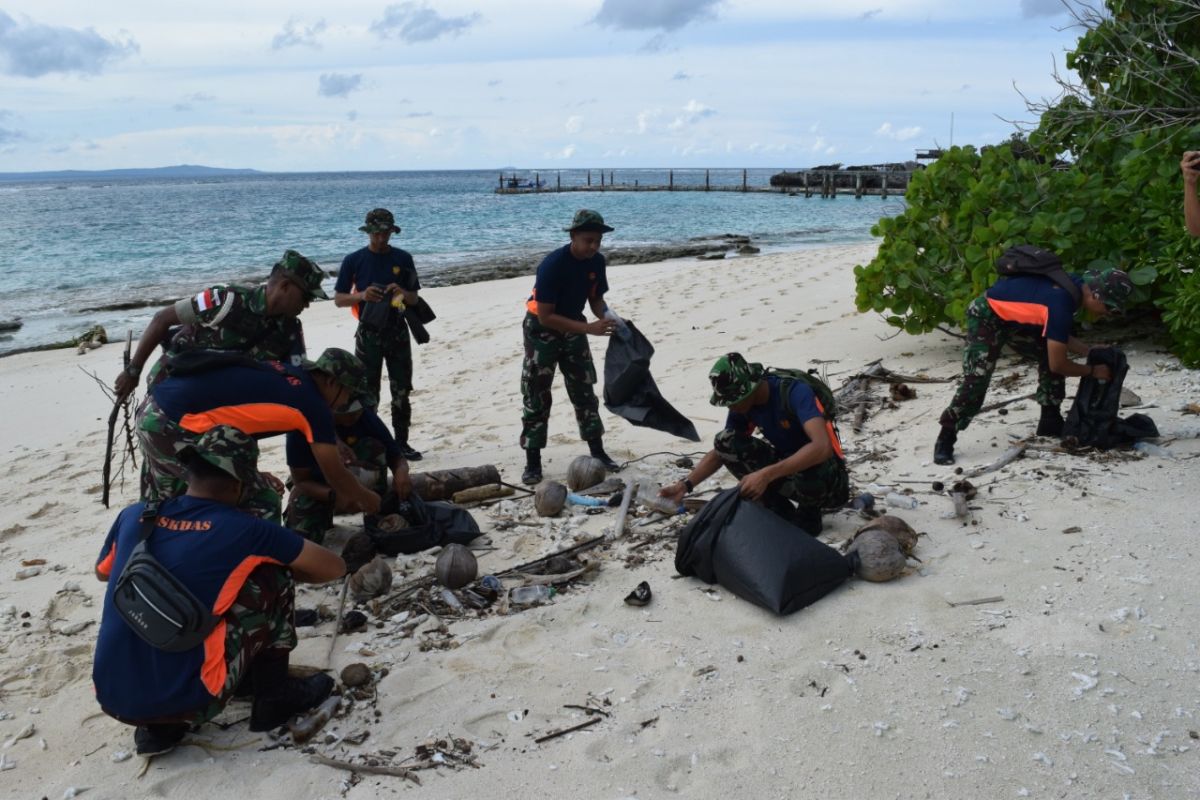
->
xmin=564 ymin=209 xmax=614 ymax=233
xmin=709 ymin=352 xmax=764 ymax=407
xmin=275 ymin=249 xmax=329 ymax=300
xmin=303 ymin=347 xmax=376 ymax=410
xmin=360 ymin=208 xmax=401 ymax=234
xmin=1083 ymin=266 xmax=1134 ymax=314
xmin=177 ymin=425 xmax=260 ymax=486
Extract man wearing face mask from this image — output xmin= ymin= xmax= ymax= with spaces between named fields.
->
xmin=136 ymin=347 xmax=382 ymax=522
xmin=114 ymin=250 xmax=327 ymax=401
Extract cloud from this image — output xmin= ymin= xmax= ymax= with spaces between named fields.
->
xmin=636 ymin=109 xmax=662 ymax=133
xmin=859 ymin=8 xmax=882 ymax=21
xmin=0 ymin=126 xmax=24 ymax=145
xmin=546 ymin=144 xmax=576 ymax=160
xmin=318 ymin=73 xmax=363 ymax=98
xmin=173 ymin=91 xmax=216 ymax=112
xmin=1019 ymin=0 xmax=1066 ymax=17
xmin=271 ymin=17 xmax=327 ymax=50
xmin=594 ymin=0 xmax=721 ymax=32
xmin=565 ymin=115 xmax=583 ymax=134
xmin=371 ymin=2 xmax=481 ymax=43
xmin=487 ymin=79 xmax=502 ymax=87
xmin=0 ymin=10 xmax=137 ymax=78
xmin=347 ymin=110 xmax=358 ymax=122
xmin=639 ymin=34 xmax=670 ymax=54
xmin=671 ymin=71 xmax=690 ymax=80
xmin=875 ymin=122 xmax=922 ymax=141
xmin=668 ymin=98 xmax=716 ymax=129
xmin=402 ymin=111 xmax=433 ymax=118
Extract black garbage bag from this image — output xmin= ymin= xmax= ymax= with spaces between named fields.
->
xmin=364 ymin=492 xmax=481 ymax=556
xmin=1063 ymin=347 xmax=1158 ymax=449
xmin=603 ymin=320 xmax=700 ymax=442
xmin=675 ymin=488 xmax=852 ymax=615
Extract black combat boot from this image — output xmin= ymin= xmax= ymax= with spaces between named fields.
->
xmin=933 ymin=426 xmax=957 ymax=465
xmin=1036 ymin=405 xmax=1064 ymax=437
xmin=248 ymin=651 xmax=335 ymax=732
xmin=587 ymin=438 xmax=621 ymax=471
xmin=521 ymin=448 xmax=543 ymax=485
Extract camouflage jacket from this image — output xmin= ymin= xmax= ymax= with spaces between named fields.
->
xmin=167 ymin=283 xmax=306 ymax=365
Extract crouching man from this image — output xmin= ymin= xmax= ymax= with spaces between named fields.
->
xmin=659 ymin=352 xmax=849 ymax=533
xmin=92 ymin=426 xmax=346 ymax=757
xmin=285 ymin=402 xmax=413 ymax=543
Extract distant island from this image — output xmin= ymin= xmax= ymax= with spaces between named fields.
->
xmin=0 ymin=164 xmax=262 ymax=183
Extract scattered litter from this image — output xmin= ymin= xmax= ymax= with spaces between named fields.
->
xmin=1071 ymin=672 xmax=1099 ymax=696
xmin=111 ymin=751 xmax=131 ymax=763
xmin=623 ymin=581 xmax=652 ymax=607
xmin=3 ymin=722 xmax=34 ymax=748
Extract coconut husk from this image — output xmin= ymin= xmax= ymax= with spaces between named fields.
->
xmin=435 ymin=543 xmax=478 ymax=590
xmin=349 ymin=555 xmax=393 ymax=600
xmin=566 ymin=456 xmax=606 ymax=492
xmin=849 ymin=514 xmax=918 ymax=557
xmin=846 ymin=529 xmax=907 ymax=582
xmin=534 ymin=480 xmax=568 ymax=516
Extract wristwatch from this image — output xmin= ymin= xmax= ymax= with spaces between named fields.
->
xmin=682 ymin=478 xmax=694 ymax=494
xmin=124 ymin=363 xmax=142 ymax=379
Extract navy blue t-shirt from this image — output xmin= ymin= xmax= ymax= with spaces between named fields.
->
xmin=986 ymin=274 xmax=1083 ymax=343
xmin=724 ymin=376 xmax=823 ymax=459
xmin=335 ymin=246 xmax=420 ymax=316
xmin=527 ymin=244 xmax=608 ymax=321
xmin=93 ymin=497 xmax=304 ymax=720
xmin=286 ymin=406 xmax=400 ymax=479
xmin=151 ymin=361 xmax=337 ymax=444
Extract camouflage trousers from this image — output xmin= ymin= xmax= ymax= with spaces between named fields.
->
xmin=286 ymin=436 xmax=389 ymax=544
xmin=939 ymin=296 xmax=1066 ymax=431
xmin=356 ymin=323 xmax=413 ymax=443
xmin=136 ymin=396 xmax=283 ymax=522
xmin=109 ymin=564 xmax=297 ymax=726
xmin=714 ymin=429 xmax=850 ymax=510
xmin=519 ymin=313 xmax=603 ymax=450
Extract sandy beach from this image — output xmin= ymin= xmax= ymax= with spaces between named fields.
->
xmin=1 ymin=242 xmax=1198 ymax=799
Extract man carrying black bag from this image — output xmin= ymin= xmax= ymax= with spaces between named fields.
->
xmin=93 ymin=426 xmax=346 ymax=757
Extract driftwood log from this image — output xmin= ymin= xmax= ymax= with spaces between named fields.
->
xmin=410 ymin=465 xmax=502 ymax=500
xmin=450 ymin=484 xmax=513 ymax=504
xmin=833 ymin=360 xmax=953 ymax=433
xmin=963 ymin=443 xmax=1027 ymax=478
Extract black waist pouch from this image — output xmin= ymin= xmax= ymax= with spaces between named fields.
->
xmin=112 ymin=508 xmax=219 ymax=652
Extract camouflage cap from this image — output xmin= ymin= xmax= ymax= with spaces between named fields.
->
xmin=359 ymin=208 xmax=401 ymax=234
xmin=1083 ymin=266 xmax=1134 ymax=313
xmin=709 ymin=352 xmax=764 ymax=407
xmin=274 ymin=249 xmax=329 ymax=300
xmin=302 ymin=347 xmax=377 ymax=410
xmin=563 ymin=209 xmax=614 ymax=233
xmin=177 ymin=425 xmax=260 ymax=486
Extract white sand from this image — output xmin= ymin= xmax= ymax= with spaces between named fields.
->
xmin=1 ymin=242 xmax=1198 ymax=798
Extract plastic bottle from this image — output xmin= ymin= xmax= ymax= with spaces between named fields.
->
xmin=850 ymin=493 xmax=875 ymax=511
xmin=885 ymin=492 xmax=919 ymax=510
xmin=1132 ymin=441 xmax=1173 ymax=459
xmin=566 ymin=492 xmax=605 ymax=507
xmin=603 ymin=307 xmax=631 ymax=340
xmin=509 ymin=585 xmax=555 ymax=606
xmin=641 ymin=494 xmax=685 ymax=516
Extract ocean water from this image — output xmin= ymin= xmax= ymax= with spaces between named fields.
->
xmin=0 ymin=168 xmax=899 ymax=353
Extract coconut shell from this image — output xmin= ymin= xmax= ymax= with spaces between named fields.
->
xmin=534 ymin=480 xmax=568 ymax=517
xmin=846 ymin=529 xmax=908 ymax=582
xmin=435 ymin=543 xmax=478 ymax=590
xmin=852 ymin=514 xmax=919 ymax=557
xmin=349 ymin=555 xmax=393 ymax=600
xmin=566 ymin=455 xmax=607 ymax=492
xmin=340 ymin=662 xmax=372 ymax=688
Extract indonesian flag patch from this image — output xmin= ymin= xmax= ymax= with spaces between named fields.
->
xmin=194 ymin=288 xmax=224 ymax=312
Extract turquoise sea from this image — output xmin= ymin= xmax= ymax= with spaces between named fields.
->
xmin=0 ymin=168 xmax=900 ymax=353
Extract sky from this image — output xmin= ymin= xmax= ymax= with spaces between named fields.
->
xmin=0 ymin=0 xmax=1084 ymax=172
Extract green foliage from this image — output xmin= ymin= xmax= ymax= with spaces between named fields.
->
xmin=856 ymin=0 xmax=1200 ymax=365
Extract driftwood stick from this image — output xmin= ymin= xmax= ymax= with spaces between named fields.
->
xmin=514 ymin=561 xmax=598 ymax=586
xmin=534 ymin=716 xmax=601 ymax=744
xmin=101 ymin=330 xmax=133 ymax=508
xmin=979 ymin=392 xmax=1035 ymax=414
xmin=325 ymin=576 xmax=350 ymax=668
xmin=609 ymin=482 xmax=638 ymax=540
xmin=946 ymin=596 xmax=1005 ymax=608
xmin=451 ymin=484 xmax=514 ymax=504
xmin=963 ymin=443 xmax=1028 ymax=478
xmin=309 ymin=754 xmax=422 ymax=785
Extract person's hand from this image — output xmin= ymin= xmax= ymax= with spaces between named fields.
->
xmin=1182 ymin=151 xmax=1200 ymax=185
xmin=737 ymin=469 xmax=774 ymax=501
xmin=337 ymin=440 xmax=356 ymax=466
xmin=352 ymin=488 xmax=382 ymax=514
xmin=362 ymin=285 xmax=386 ymax=303
xmin=659 ymin=482 xmax=687 ymax=506
xmin=113 ymin=370 xmax=137 ymax=401
xmin=260 ymin=471 xmax=286 ymax=495
xmin=333 ymin=491 xmax=359 ymax=514
xmin=584 ymin=318 xmax=617 ymax=336
xmin=393 ymin=470 xmax=412 ymax=500
xmin=1091 ymin=364 xmax=1113 ymax=381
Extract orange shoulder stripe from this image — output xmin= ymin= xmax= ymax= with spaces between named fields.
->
xmin=96 ymin=543 xmax=117 ymax=579
xmin=180 ymin=403 xmax=315 ymax=442
xmin=814 ymin=398 xmax=845 ymax=460
xmin=987 ymin=298 xmax=1050 ymax=336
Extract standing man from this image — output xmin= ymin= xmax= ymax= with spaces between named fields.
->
xmin=334 ymin=208 xmax=423 ymax=461
xmin=659 ymin=353 xmax=848 ymax=534
xmin=1182 ymin=150 xmax=1200 ymax=236
xmin=93 ymin=426 xmax=345 ymax=756
xmin=519 ymin=209 xmax=622 ymax=485
xmin=114 ymin=250 xmax=326 ymax=400
xmin=933 ymin=266 xmax=1134 ymax=465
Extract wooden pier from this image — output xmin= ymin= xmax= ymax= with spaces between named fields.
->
xmin=495 ymin=168 xmax=911 ymax=197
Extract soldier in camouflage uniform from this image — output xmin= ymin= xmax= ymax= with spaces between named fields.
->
xmin=519 ymin=209 xmax=623 ymax=484
xmin=934 ymin=266 xmax=1135 ymax=465
xmin=137 ymin=348 xmax=383 ymax=523
xmin=93 ymin=426 xmax=346 ymax=756
xmin=334 ymin=209 xmax=424 ymax=460
xmin=659 ymin=353 xmax=849 ymax=534
xmin=114 ymin=250 xmax=327 ymax=401
xmin=285 ymin=404 xmax=412 ymax=543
